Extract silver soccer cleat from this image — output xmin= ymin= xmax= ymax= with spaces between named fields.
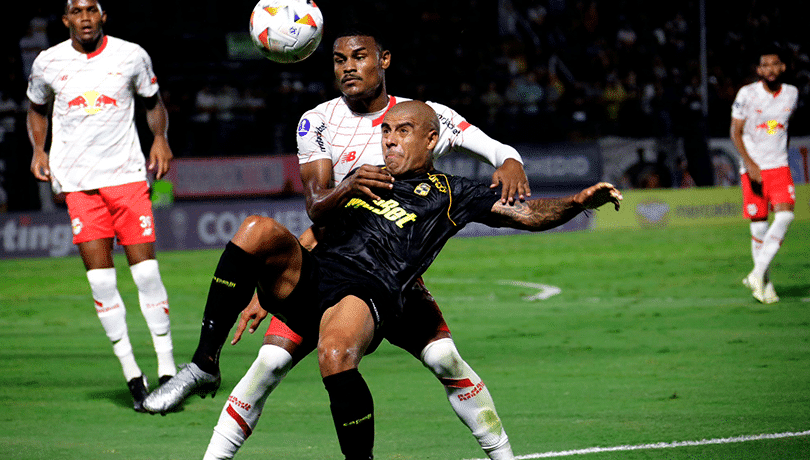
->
xmin=142 ymin=363 xmax=220 ymax=414
xmin=742 ymin=272 xmax=766 ymax=303
xmin=762 ymin=281 xmax=780 ymax=304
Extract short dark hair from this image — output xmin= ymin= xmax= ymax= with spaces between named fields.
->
xmin=334 ymin=24 xmax=387 ymax=52
xmin=65 ymin=0 xmax=103 ymax=14
xmin=758 ymin=44 xmax=786 ymax=64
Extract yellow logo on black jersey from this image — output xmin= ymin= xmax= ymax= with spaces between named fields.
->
xmin=345 ymin=198 xmax=417 ymax=228
xmin=414 ymin=183 xmax=431 ymax=196
xmin=428 ymin=174 xmax=447 ymax=193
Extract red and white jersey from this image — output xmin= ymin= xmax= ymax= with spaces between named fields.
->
xmin=731 ymin=81 xmax=798 ymax=172
xmin=27 ymin=35 xmax=159 ymax=193
xmin=296 ymin=95 xmax=522 ymax=186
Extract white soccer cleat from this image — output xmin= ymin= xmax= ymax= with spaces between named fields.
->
xmin=762 ymin=282 xmax=780 ymax=304
xmin=142 ymin=363 xmax=220 ymax=414
xmin=742 ymin=272 xmax=766 ymax=303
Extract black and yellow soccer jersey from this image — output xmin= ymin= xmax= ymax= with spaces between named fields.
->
xmin=311 ymin=168 xmax=500 ymax=317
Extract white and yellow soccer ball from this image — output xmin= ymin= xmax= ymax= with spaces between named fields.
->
xmin=249 ymin=0 xmax=324 ymax=63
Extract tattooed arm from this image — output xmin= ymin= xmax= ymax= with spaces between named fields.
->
xmin=486 ymin=182 xmax=622 ymax=231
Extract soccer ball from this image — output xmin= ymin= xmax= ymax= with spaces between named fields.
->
xmin=249 ymin=0 xmax=324 ymax=63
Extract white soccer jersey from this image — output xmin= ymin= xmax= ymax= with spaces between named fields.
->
xmin=731 ymin=81 xmax=798 ymax=172
xmin=296 ymin=95 xmax=522 ymax=186
xmin=27 ymin=35 xmax=159 ymax=193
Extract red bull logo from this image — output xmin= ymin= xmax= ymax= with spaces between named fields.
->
xmin=66 ymin=90 xmax=117 ymax=114
xmin=756 ymin=119 xmax=785 ymax=135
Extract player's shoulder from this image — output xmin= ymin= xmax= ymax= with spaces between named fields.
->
xmin=300 ymin=96 xmax=344 ymax=120
xmin=783 ymin=83 xmax=799 ymax=98
xmin=34 ymin=39 xmax=73 ymax=63
xmin=105 ymin=36 xmax=148 ymax=55
xmin=737 ymin=81 xmax=760 ymax=96
xmin=424 ymin=100 xmax=460 ymax=116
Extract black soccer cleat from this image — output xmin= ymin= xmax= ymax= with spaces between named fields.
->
xmin=127 ymin=375 xmax=149 ymax=413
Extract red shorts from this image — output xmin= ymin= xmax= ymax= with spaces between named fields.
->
xmin=65 ymin=181 xmax=156 ymax=245
xmin=741 ymin=166 xmax=795 ymax=219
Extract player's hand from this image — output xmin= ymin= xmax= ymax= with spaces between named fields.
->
xmin=491 ymin=158 xmax=531 ymax=204
xmin=341 ymin=164 xmax=394 ymax=201
xmin=575 ymin=182 xmax=623 ymax=211
xmin=30 ymin=150 xmax=51 ymax=182
xmin=149 ymin=136 xmax=173 ymax=180
xmin=231 ymin=294 xmax=268 ymax=345
xmin=746 ymin=164 xmax=763 ymax=195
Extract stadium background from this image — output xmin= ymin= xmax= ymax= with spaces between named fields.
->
xmin=3 ymin=0 xmax=810 ymax=211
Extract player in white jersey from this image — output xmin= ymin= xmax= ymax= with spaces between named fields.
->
xmin=26 ymin=0 xmax=176 ymax=411
xmin=730 ymin=47 xmax=798 ymax=304
xmin=190 ymin=28 xmax=528 ymax=459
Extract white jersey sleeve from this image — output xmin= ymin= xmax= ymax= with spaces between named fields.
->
xmin=425 ymin=100 xmax=523 ymax=167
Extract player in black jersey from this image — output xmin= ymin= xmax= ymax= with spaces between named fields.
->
xmin=180 ymin=101 xmax=620 ymax=459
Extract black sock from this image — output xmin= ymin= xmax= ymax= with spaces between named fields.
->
xmin=192 ymin=241 xmax=262 ymax=374
xmin=323 ymin=369 xmax=374 ymax=460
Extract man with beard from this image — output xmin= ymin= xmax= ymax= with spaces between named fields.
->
xmin=731 ymin=46 xmax=798 ymax=304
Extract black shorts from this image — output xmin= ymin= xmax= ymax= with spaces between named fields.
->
xmin=257 ymin=244 xmax=394 ymax=354
xmin=383 ymin=278 xmax=451 ymax=356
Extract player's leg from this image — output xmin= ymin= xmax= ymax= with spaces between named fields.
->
xmin=741 ymin=173 xmax=770 ymax=302
xmin=80 ymin=238 xmax=144 ymax=387
xmin=390 ymin=279 xmax=514 ymax=460
xmin=206 ymin=245 xmax=322 ymax=458
xmin=124 ymin=244 xmax=176 ymax=381
xmin=747 ymin=169 xmax=796 ymax=303
xmin=204 ymin=320 xmax=311 ymax=460
xmin=106 ymin=181 xmax=177 ymax=381
xmin=319 ymin=296 xmax=376 ymax=460
xmin=144 ymin=216 xmax=304 ymax=413
xmin=68 ymin=189 xmax=147 ymax=411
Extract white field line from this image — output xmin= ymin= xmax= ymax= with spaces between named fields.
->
xmin=463 ymin=430 xmax=810 ymax=459
xmin=426 ymin=278 xmax=562 ymax=301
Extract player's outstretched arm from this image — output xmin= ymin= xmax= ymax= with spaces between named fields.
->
xmin=487 ymin=182 xmax=622 ymax=231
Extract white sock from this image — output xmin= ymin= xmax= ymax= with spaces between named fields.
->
xmin=421 ymin=338 xmax=513 ymax=459
xmin=130 ymin=259 xmax=176 ymax=377
xmin=204 ymin=345 xmax=293 ymax=460
xmin=750 ymin=221 xmax=768 ymax=262
xmin=752 ymin=211 xmax=794 ymax=279
xmin=87 ymin=268 xmax=141 ymax=381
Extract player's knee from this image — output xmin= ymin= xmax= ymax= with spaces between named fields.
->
xmin=317 ymin=336 xmax=362 ymax=375
xmin=86 ymin=268 xmax=118 ymax=299
xmin=129 ymin=259 xmax=163 ymax=292
xmin=774 ymin=210 xmax=795 ymax=227
xmin=421 ymin=337 xmax=466 ymax=379
xmin=257 ymin=344 xmax=294 ymax=379
xmin=238 ymin=215 xmax=283 ymax=241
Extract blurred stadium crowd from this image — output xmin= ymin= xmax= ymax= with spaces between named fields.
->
xmin=2 ymin=0 xmax=809 ymax=211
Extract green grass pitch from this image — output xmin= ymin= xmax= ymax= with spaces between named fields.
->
xmin=1 ymin=221 xmax=808 ymax=459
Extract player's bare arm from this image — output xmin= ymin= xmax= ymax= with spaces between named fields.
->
xmin=26 ymin=102 xmax=51 ymax=182
xmin=488 ymin=182 xmax=622 ymax=231
xmin=301 ymin=159 xmax=394 ymax=224
xmin=491 ymin=158 xmax=531 ymax=204
xmin=730 ymin=117 xmax=761 ymax=183
xmin=143 ymin=94 xmax=173 ymax=179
